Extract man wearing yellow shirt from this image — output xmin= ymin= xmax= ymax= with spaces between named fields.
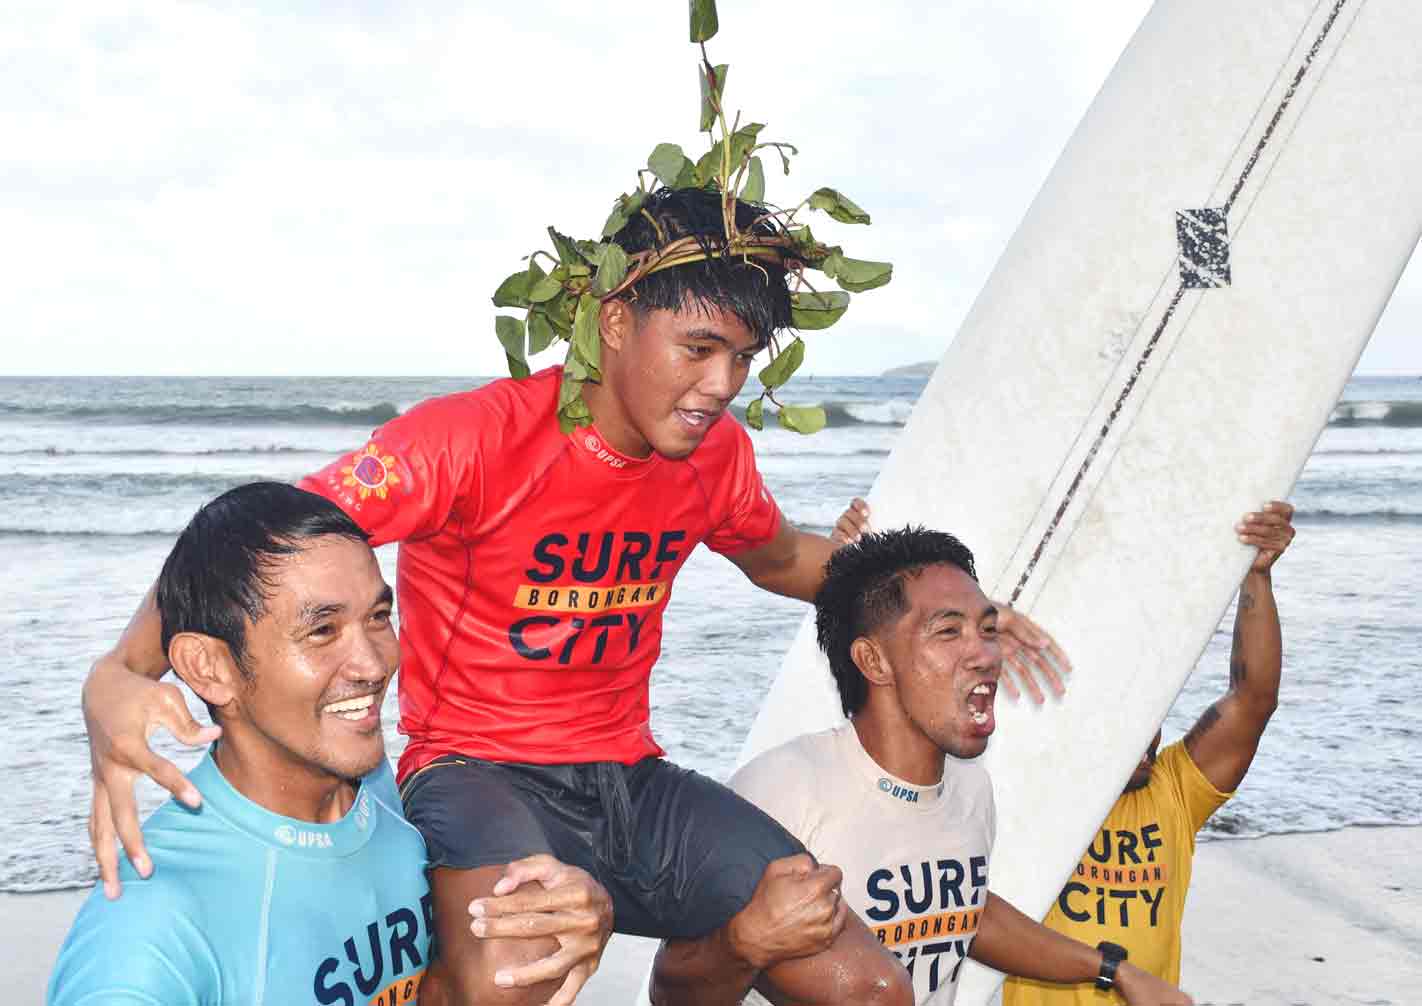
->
xmin=1004 ymin=501 xmax=1296 ymax=1003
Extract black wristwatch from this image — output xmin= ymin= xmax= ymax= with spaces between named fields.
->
xmin=1095 ymin=941 xmax=1128 ymax=991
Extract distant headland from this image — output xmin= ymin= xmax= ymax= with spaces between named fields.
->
xmin=881 ymin=361 xmax=935 ymax=378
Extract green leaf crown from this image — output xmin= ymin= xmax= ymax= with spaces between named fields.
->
xmin=491 ymin=0 xmax=892 ymax=435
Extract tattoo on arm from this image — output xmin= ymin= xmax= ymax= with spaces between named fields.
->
xmin=1184 ymin=702 xmax=1224 ymax=751
xmin=1228 ymin=589 xmax=1254 ymax=689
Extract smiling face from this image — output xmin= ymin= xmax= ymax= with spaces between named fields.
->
xmin=869 ymin=564 xmax=1002 ymax=760
xmin=226 ymin=535 xmax=398 ymax=784
xmin=591 ymin=298 xmax=761 ymax=460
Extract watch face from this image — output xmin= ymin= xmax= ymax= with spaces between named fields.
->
xmin=1095 ymin=942 xmax=1127 ymax=990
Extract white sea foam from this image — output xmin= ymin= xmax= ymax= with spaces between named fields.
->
xmin=842 ymin=399 xmax=915 ymax=425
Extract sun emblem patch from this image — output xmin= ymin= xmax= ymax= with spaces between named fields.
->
xmin=341 ymin=443 xmax=401 ymax=501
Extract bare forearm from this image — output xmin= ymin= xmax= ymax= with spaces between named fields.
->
xmin=743 ymin=529 xmax=838 ymax=603
xmin=1229 ymin=570 xmax=1281 ymax=714
xmin=650 ymin=931 xmax=758 ymax=1006
xmin=969 ymin=893 xmax=1099 ymax=984
xmin=96 ymin=583 xmax=169 ymax=680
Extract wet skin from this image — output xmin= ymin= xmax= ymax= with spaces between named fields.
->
xmin=856 ymin=564 xmax=1004 ymax=778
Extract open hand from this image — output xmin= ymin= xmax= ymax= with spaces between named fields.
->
xmin=831 ymin=497 xmax=872 ymax=545
xmin=993 ymin=604 xmax=1071 ymax=704
xmin=85 ymin=655 xmax=221 ymax=899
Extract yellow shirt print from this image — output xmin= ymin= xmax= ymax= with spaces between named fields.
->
xmin=1003 ymin=741 xmax=1231 ymax=1005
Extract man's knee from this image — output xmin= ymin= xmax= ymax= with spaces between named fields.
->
xmin=841 ymin=954 xmax=913 ymax=1006
xmin=430 ymin=866 xmax=561 ymax=1006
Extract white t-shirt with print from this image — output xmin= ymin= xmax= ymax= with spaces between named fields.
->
xmin=732 ymin=722 xmax=996 ymax=1005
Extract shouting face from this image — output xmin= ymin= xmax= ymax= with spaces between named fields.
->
xmin=872 ymin=564 xmax=1002 ymax=760
xmin=591 ymin=299 xmax=761 ymax=460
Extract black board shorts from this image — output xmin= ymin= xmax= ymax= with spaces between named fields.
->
xmin=399 ymin=754 xmax=805 ymax=940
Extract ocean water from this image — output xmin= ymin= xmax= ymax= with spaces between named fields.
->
xmin=0 ymin=374 xmax=1418 ymax=892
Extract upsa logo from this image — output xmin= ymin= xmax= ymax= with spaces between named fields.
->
xmin=273 ymin=824 xmax=334 ymax=849
xmin=582 ymin=434 xmax=628 ymax=469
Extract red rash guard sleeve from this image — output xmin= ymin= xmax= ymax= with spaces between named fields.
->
xmin=297 ymin=394 xmax=486 ymax=546
xmin=697 ymin=413 xmax=784 ymax=556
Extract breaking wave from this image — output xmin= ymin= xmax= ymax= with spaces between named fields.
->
xmin=0 ymin=402 xmax=402 ymax=426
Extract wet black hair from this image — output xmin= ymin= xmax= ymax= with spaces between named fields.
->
xmin=157 ymin=483 xmax=370 ymax=705
xmin=610 ymin=186 xmax=793 ymax=349
xmin=814 ymin=526 xmax=979 ymax=717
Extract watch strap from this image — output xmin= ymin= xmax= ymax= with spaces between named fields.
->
xmin=1095 ymin=941 xmax=1127 ymax=991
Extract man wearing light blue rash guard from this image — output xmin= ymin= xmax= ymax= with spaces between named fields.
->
xmin=49 ymin=483 xmax=611 ymax=1005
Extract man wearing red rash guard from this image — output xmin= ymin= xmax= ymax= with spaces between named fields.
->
xmin=81 ymin=188 xmax=1066 ymax=1006
xmin=296 ymin=356 xmax=780 ymax=775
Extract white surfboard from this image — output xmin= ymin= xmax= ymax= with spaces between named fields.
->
xmin=728 ymin=1 xmax=1421 ymax=1003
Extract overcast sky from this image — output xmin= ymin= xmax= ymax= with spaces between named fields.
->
xmin=3 ymin=1 xmax=1417 ymax=377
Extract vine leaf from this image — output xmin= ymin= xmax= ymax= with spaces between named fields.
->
xmin=528 ymin=311 xmax=557 ymax=355
xmin=493 ymin=262 xmax=542 ymax=308
xmin=557 ymin=364 xmax=593 ymax=433
xmin=778 ymin=404 xmax=828 ymax=435
xmin=690 ymin=0 xmax=719 ymax=43
xmin=593 ymin=243 xmax=630 ymax=295
xmin=548 ymin=226 xmax=586 ymax=265
xmin=649 ymin=144 xmax=692 ymax=189
xmin=745 ymin=397 xmax=765 ymax=430
xmin=601 ymin=190 xmax=647 ymax=238
xmin=789 ymin=290 xmax=851 ymax=330
xmin=741 ymin=156 xmax=765 ymax=203
xmin=809 ymin=187 xmax=872 ymax=225
xmin=758 ymin=337 xmax=804 ymax=389
xmin=528 ymin=275 xmax=563 ymax=302
xmin=822 ymin=252 xmax=893 ymax=292
xmin=496 ymin=316 xmax=530 ymax=379
xmin=729 ymin=123 xmax=765 ymax=170
xmin=572 ymin=294 xmax=602 ymax=369
xmin=698 ymin=63 xmax=728 ymax=132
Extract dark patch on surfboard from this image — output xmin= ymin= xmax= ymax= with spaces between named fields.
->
xmin=1176 ymin=208 xmax=1231 ymax=288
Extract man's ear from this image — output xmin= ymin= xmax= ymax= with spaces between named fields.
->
xmin=168 ymin=634 xmax=242 ymax=713
xmin=851 ymin=636 xmax=893 ymax=689
xmin=598 ymin=298 xmax=636 ymax=353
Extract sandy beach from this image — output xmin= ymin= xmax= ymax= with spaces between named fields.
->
xmin=11 ymin=824 xmax=1418 ymax=1005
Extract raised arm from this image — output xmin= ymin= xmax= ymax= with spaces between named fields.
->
xmin=84 ymin=583 xmax=221 ymax=899
xmin=971 ymin=893 xmax=1192 ymax=1004
xmin=1182 ymin=501 xmax=1294 ymax=794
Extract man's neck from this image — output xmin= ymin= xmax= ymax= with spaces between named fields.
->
xmin=212 ymin=737 xmax=357 ymax=824
xmin=851 ymin=712 xmax=946 ymax=787
xmin=580 ymin=381 xmax=653 ymax=459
